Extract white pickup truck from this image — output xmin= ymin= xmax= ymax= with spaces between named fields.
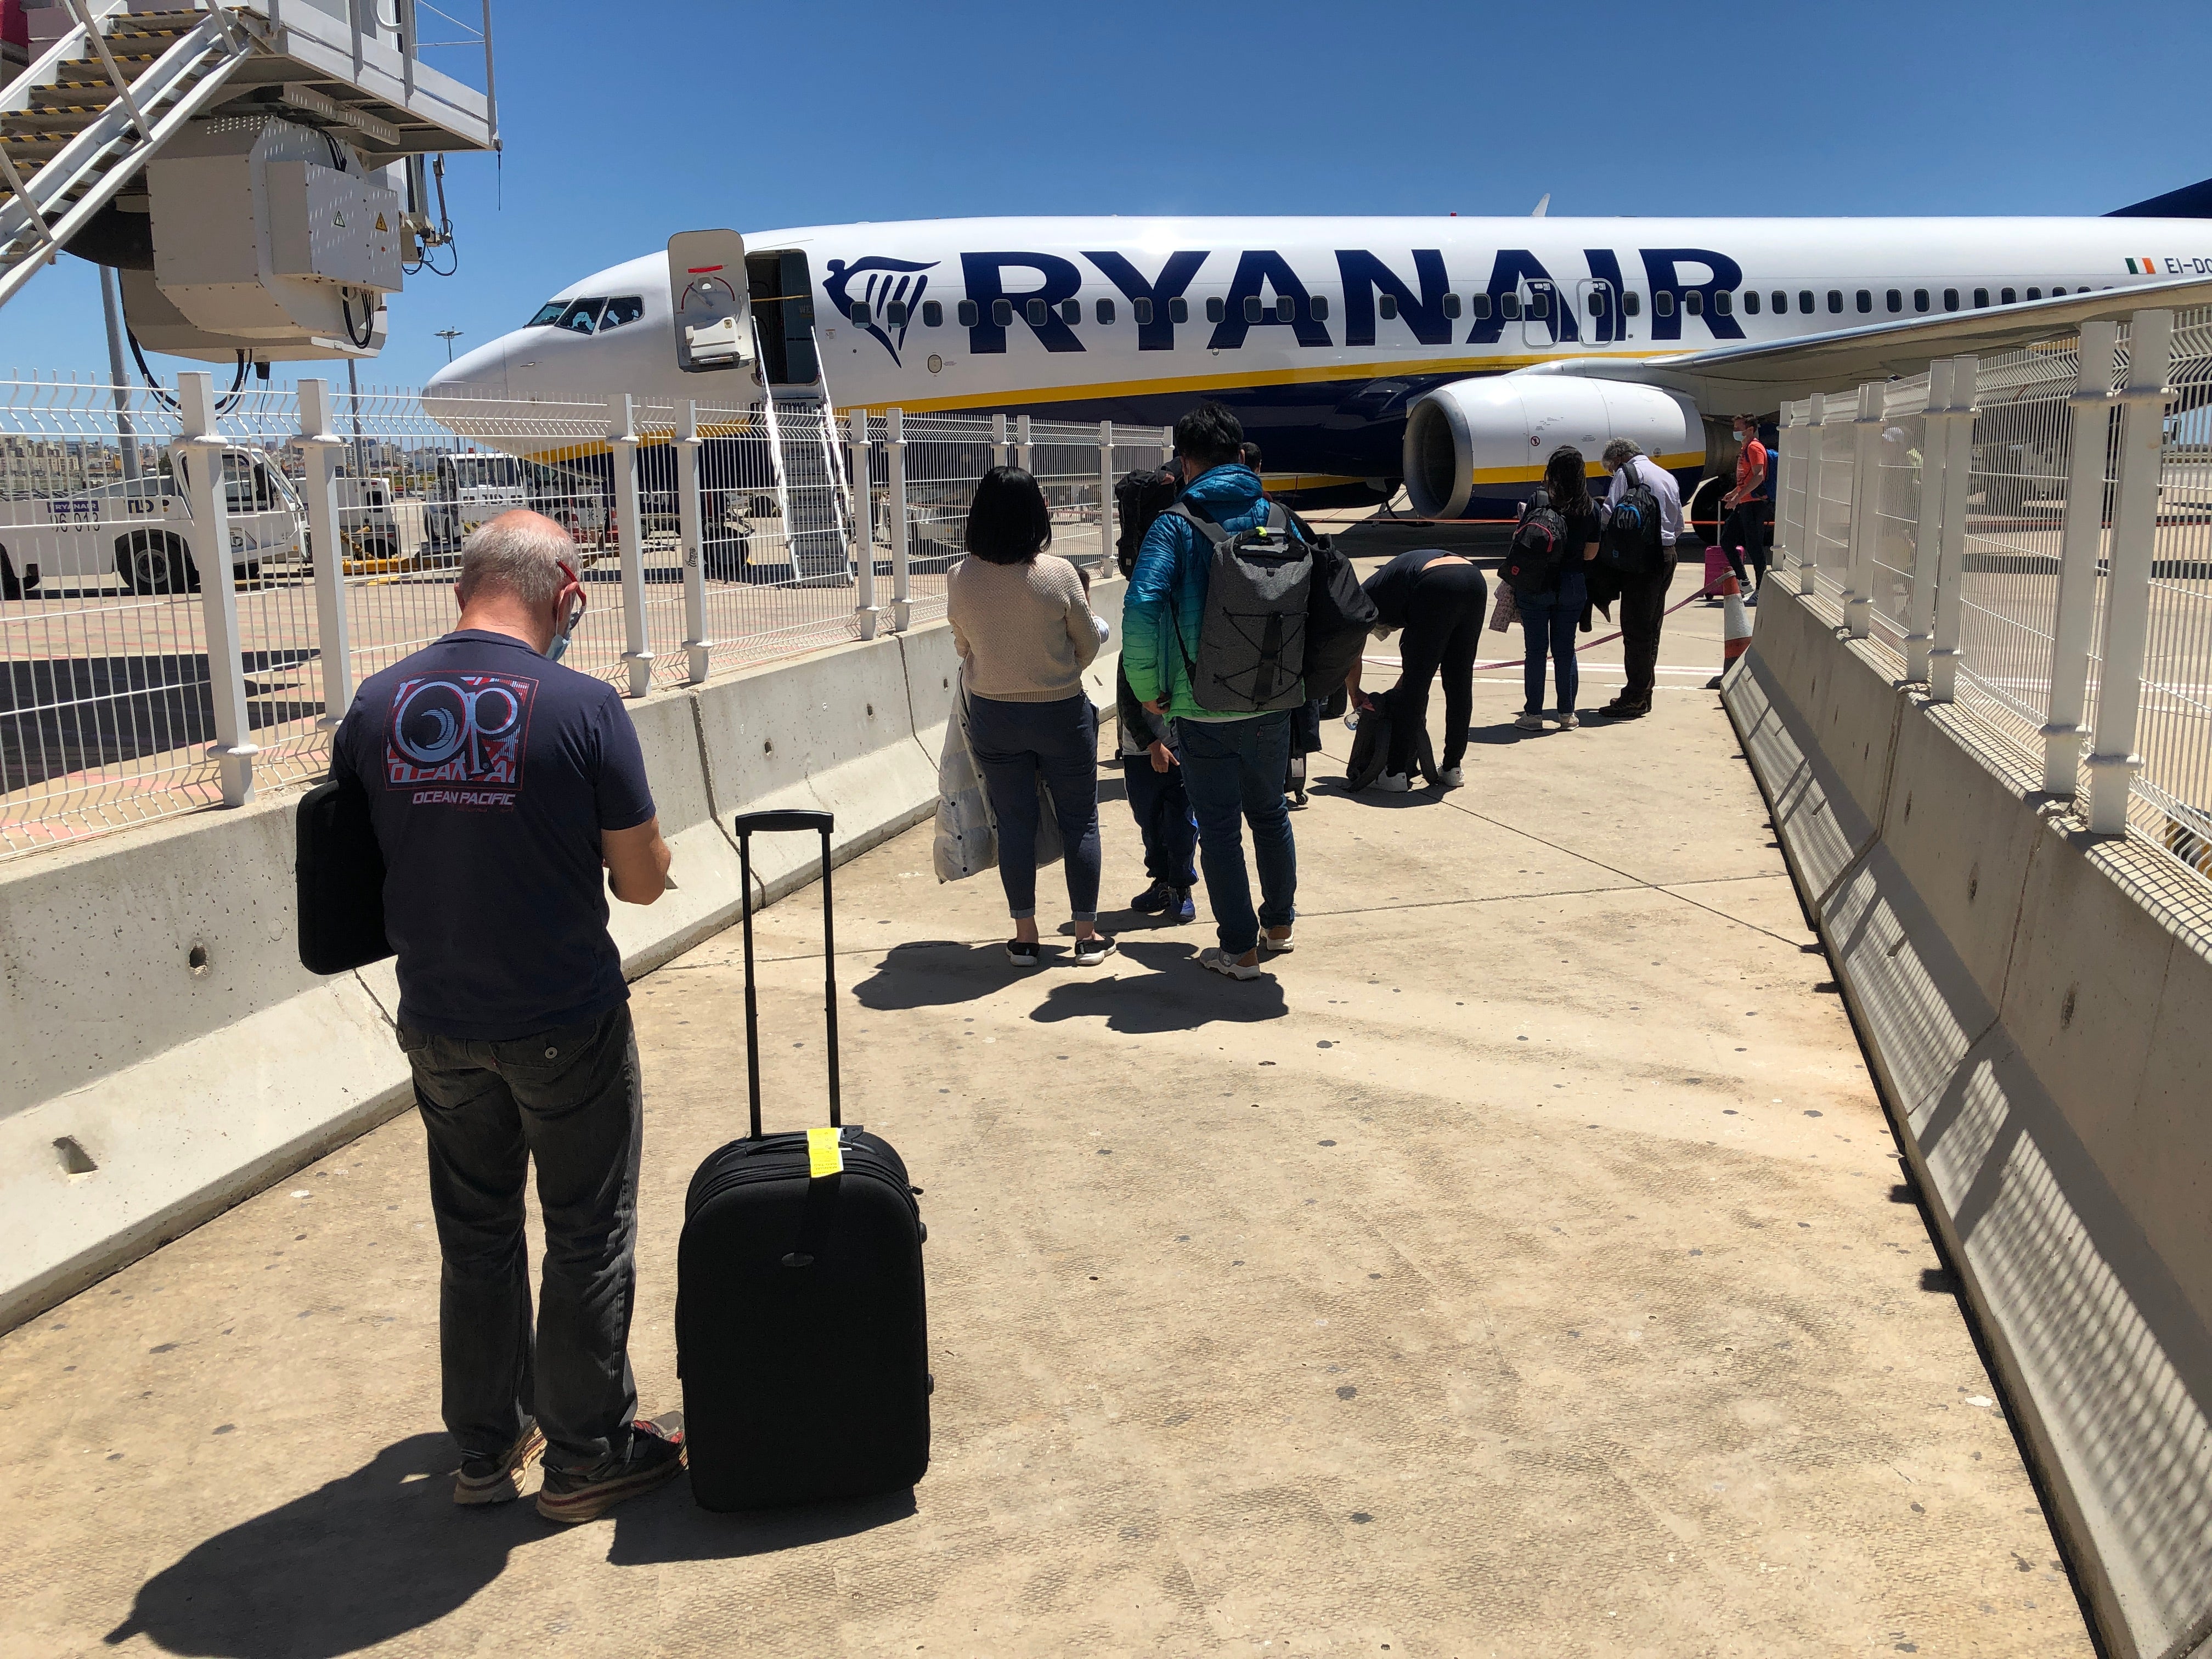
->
xmin=0 ymin=445 xmax=403 ymax=596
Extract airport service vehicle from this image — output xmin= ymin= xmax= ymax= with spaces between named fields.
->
xmin=425 ymin=450 xmax=610 ymax=561
xmin=423 ymin=177 xmax=2212 ymax=516
xmin=0 ymin=447 xmax=408 ymax=595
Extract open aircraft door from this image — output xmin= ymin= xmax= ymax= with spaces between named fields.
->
xmin=668 ymin=229 xmax=755 ymax=374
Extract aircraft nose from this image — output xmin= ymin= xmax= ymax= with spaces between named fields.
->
xmin=426 ymin=336 xmax=509 ymax=399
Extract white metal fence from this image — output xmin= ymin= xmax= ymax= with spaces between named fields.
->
xmin=1776 ymin=307 xmax=2212 ymax=885
xmin=0 ymin=373 xmax=1169 ymax=859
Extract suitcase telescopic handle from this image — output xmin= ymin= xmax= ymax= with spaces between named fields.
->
xmin=733 ymin=811 xmax=840 ymax=1139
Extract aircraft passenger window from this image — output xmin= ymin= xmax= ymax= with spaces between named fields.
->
xmin=1772 ymin=290 xmax=1787 ymax=312
xmin=1441 ymin=293 xmax=1462 ymax=319
xmin=1168 ymin=297 xmax=1188 ymax=324
xmin=1826 ymin=290 xmax=1843 ymax=313
xmin=1245 ymin=296 xmax=1263 ymax=323
xmin=1943 ymin=289 xmax=1959 ymax=312
xmin=1026 ymin=298 xmax=1048 ymax=326
xmin=2000 ymin=288 xmax=2016 ymax=304
xmin=1973 ymin=289 xmax=1989 ymax=308
xmin=1743 ymin=290 xmax=1759 ymax=314
xmin=1885 ymin=290 xmax=1901 ymax=313
xmin=849 ymin=302 xmax=871 ymax=328
xmin=2026 ymin=287 xmax=2041 ymax=301
xmin=1500 ymin=293 xmax=1521 ymax=320
xmin=528 ymin=301 xmax=565 ymax=327
xmin=600 ymin=296 xmax=645 ymax=331
xmin=884 ymin=301 xmax=907 ymax=327
xmin=1529 ymin=291 xmax=1550 ymax=318
xmin=1655 ymin=291 xmax=1675 ymax=317
xmin=1096 ymin=298 xmax=1115 ymax=325
xmin=1682 ymin=291 xmax=1700 ymax=317
xmin=1378 ymin=294 xmax=1397 ymax=320
xmin=1276 ymin=296 xmax=1294 ymax=322
xmin=923 ymin=300 xmax=943 ymax=327
xmin=1057 ymin=299 xmax=1077 ymax=325
xmin=1854 ymin=290 xmax=1871 ymax=313
xmin=1206 ymin=296 xmax=1225 ymax=324
xmin=2051 ymin=285 xmax=2066 ymax=296
xmin=1622 ymin=291 xmax=1639 ymax=316
xmin=991 ymin=298 xmax=1012 ymax=326
xmin=1799 ymin=290 xmax=1814 ymax=313
xmin=1913 ymin=290 xmax=1929 ymax=313
xmin=1589 ymin=290 xmax=1607 ymax=316
xmin=1310 ymin=295 xmax=1329 ymax=321
xmin=1133 ymin=297 xmax=1154 ymax=325
xmin=554 ymin=297 xmax=606 ymax=335
xmin=1470 ymin=292 xmax=1491 ymax=319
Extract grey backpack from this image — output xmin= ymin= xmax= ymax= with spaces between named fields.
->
xmin=1167 ymin=502 xmax=1312 ymax=713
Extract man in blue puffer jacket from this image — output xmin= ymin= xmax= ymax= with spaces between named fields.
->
xmin=1122 ymin=403 xmax=1298 ymax=981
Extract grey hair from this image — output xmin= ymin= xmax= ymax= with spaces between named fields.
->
xmin=1601 ymin=437 xmax=1644 ymax=466
xmin=456 ymin=510 xmax=574 ymax=610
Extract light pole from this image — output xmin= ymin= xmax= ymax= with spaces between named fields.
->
xmin=436 ymin=328 xmax=463 ymax=362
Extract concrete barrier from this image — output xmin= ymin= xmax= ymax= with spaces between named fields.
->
xmin=1725 ymin=586 xmax=2212 ymax=1659
xmin=602 ymin=687 xmax=746 ymax=978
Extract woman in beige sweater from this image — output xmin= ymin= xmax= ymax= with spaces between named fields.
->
xmin=947 ymin=467 xmax=1112 ymax=968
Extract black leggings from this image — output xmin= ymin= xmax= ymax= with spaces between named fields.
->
xmin=1383 ymin=562 xmax=1487 ymax=774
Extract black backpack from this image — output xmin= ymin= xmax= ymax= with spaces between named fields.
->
xmin=1167 ymin=501 xmax=1312 ymax=714
xmin=1114 ymin=467 xmax=1181 ymax=576
xmin=1504 ymin=489 xmax=1570 ymax=595
xmin=1601 ymin=467 xmax=1664 ymax=575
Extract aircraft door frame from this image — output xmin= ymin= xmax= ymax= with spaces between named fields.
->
xmin=1522 ymin=279 xmax=1561 ymax=349
xmin=1576 ymin=278 xmax=1621 ymax=345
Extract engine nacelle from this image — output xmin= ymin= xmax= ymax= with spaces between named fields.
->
xmin=1403 ymin=375 xmax=1702 ymax=518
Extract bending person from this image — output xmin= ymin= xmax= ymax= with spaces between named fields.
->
xmin=948 ymin=466 xmax=1113 ymax=968
xmin=1350 ymin=546 xmax=1489 ymax=791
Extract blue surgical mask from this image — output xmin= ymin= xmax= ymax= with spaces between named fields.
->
xmin=546 ymin=630 xmax=571 ymax=663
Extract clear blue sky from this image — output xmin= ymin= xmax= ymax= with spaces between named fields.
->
xmin=8 ymin=0 xmax=2210 ymax=391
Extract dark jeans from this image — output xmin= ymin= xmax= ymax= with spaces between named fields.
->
xmin=398 ymin=1002 xmax=645 ymax=1474
xmin=1176 ymin=712 xmax=1297 ymax=956
xmin=1616 ymin=549 xmax=1680 ymax=704
xmin=1519 ymin=565 xmax=1588 ymax=714
xmin=1121 ymin=753 xmax=1198 ymax=887
xmin=1722 ymin=502 xmax=1770 ymax=590
xmin=1284 ymin=698 xmax=1323 ymax=793
xmin=1383 ymin=562 xmax=1487 ymax=774
xmin=967 ymin=691 xmax=1102 ymax=922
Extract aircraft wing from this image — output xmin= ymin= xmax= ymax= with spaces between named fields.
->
xmin=1523 ymin=273 xmax=2212 ymax=410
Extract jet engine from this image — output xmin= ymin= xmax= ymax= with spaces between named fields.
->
xmin=1403 ymin=375 xmax=1702 ymax=518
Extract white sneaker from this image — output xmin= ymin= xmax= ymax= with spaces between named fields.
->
xmin=1558 ymin=712 xmax=1581 ymax=731
xmin=1514 ymin=712 xmax=1544 ymax=732
xmin=1374 ymin=771 xmax=1412 ymax=793
xmin=1435 ymin=766 xmax=1464 ymax=788
xmin=1198 ymin=946 xmax=1265 ymax=981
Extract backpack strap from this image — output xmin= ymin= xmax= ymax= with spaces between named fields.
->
xmin=1166 ymin=501 xmax=1232 ymax=546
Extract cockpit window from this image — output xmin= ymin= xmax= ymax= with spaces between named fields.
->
xmin=527 ymin=301 xmax=564 ymax=326
xmin=554 ymin=297 xmax=608 ymax=335
xmin=599 ymin=296 xmax=645 ymax=332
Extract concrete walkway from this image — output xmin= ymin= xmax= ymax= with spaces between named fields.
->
xmin=2 ymin=585 xmax=2092 ymax=1657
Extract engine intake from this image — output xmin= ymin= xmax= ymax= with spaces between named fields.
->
xmin=1403 ymin=375 xmax=1702 ymax=518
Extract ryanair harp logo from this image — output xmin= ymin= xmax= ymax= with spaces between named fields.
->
xmin=823 ymin=257 xmax=937 ymax=366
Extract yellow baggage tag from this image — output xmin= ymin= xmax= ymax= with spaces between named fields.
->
xmin=806 ymin=1126 xmax=844 ymax=1178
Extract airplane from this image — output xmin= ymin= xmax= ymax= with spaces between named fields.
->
xmin=423 ymin=177 xmax=2212 ymax=516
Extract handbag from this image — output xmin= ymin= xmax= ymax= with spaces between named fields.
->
xmin=296 ymin=774 xmax=392 ymax=973
xmin=1488 ymin=583 xmax=1520 ymax=633
xmin=930 ymin=682 xmax=1065 ymax=882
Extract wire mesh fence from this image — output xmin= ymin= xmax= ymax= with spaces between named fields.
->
xmin=2135 ymin=312 xmax=2212 ymax=868
xmin=1867 ymin=376 xmax=1928 ymax=652
xmin=1809 ymin=399 xmax=1857 ymax=607
xmin=0 ymin=375 xmax=1166 ymax=861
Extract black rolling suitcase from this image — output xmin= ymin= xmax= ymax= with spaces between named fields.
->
xmin=676 ymin=809 xmax=931 ymax=1509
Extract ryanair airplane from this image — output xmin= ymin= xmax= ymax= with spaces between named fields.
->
xmin=424 ymin=179 xmax=2212 ymax=514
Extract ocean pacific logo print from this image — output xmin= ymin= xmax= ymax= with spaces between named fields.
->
xmin=386 ymin=671 xmax=537 ymax=806
xmin=823 ymin=256 xmax=936 ymax=365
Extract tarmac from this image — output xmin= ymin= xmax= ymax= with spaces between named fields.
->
xmin=0 ymin=569 xmax=2097 ymax=1657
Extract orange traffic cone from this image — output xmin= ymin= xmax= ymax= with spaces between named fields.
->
xmin=1710 ymin=573 xmax=1753 ymax=689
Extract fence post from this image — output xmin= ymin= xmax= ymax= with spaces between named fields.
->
xmin=1902 ymin=360 xmax=1952 ymax=682
xmin=991 ymin=412 xmax=1008 ymax=469
xmin=676 ymin=399 xmax=711 ymax=684
xmin=849 ymin=407 xmax=880 ymax=640
xmin=609 ymin=393 xmax=652 ymax=698
xmin=2085 ymin=309 xmax=2176 ymax=836
xmin=1797 ymin=393 xmax=1825 ymax=596
xmin=885 ymin=407 xmax=911 ymax=631
xmin=177 ymin=371 xmax=257 ymax=805
xmin=1098 ymin=420 xmax=1116 ymax=567
xmin=1843 ymin=381 xmax=1882 ymax=639
xmin=2039 ymin=321 xmax=2121 ymax=796
xmin=296 ymin=377 xmax=353 ymax=725
xmin=1927 ymin=354 xmax=1980 ymax=704
xmin=1772 ymin=405 xmax=1798 ymax=569
xmin=1016 ymin=413 xmax=1034 ymax=477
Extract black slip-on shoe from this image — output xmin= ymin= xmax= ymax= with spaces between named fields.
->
xmin=1072 ymin=933 xmax=1117 ymax=967
xmin=454 ymin=1420 xmax=544 ymax=1506
xmin=537 ymin=1418 xmax=686 ymax=1525
xmin=1006 ymin=939 xmax=1043 ymax=967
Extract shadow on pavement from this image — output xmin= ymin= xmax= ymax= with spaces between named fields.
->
xmin=1028 ymin=939 xmax=1289 ymax=1031
xmin=850 ymin=941 xmax=1020 ymax=1009
xmin=605 ymin=1485 xmax=916 ymax=1564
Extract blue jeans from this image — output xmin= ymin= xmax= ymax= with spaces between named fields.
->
xmin=967 ymin=691 xmax=1102 ymax=922
xmin=1519 ymin=567 xmax=1588 ymax=715
xmin=1121 ymin=754 xmax=1198 ymax=887
xmin=1175 ymin=712 xmax=1297 ymax=956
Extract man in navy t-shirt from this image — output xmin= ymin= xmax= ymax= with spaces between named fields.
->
xmin=331 ymin=510 xmax=681 ymax=1523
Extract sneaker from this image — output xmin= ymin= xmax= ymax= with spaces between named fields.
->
xmin=537 ymin=1418 xmax=686 ymax=1525
xmin=1375 ymin=771 xmax=1412 ymax=793
xmin=1005 ymin=939 xmax=1042 ymax=967
xmin=1286 ymin=788 xmax=1309 ymax=811
xmin=1514 ymin=712 xmax=1545 ymax=732
xmin=454 ymin=1420 xmax=544 ymax=1506
xmin=1172 ymin=886 xmax=1197 ymax=924
xmin=1071 ymin=933 xmax=1117 ymax=967
xmin=1130 ymin=879 xmax=1175 ymax=915
xmin=1260 ymin=928 xmax=1295 ymax=955
xmin=1198 ymin=946 xmax=1265 ymax=981
xmin=1435 ymin=765 xmax=1464 ymax=787
xmin=1599 ymin=698 xmax=1650 ymax=720
xmin=1745 ymin=591 xmax=1759 ymax=608
xmin=1558 ymin=712 xmax=1581 ymax=731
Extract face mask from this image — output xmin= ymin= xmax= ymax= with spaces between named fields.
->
xmin=546 ymin=629 xmax=572 ymax=663
xmin=546 ymin=560 xmax=585 ymax=663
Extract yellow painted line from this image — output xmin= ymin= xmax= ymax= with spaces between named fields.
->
xmin=1466 ymin=448 xmax=1705 ymax=484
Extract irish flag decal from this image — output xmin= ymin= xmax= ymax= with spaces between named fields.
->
xmin=2127 ymin=256 xmax=2162 ymax=274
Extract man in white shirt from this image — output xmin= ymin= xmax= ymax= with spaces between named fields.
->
xmin=1598 ymin=438 xmax=1685 ymax=719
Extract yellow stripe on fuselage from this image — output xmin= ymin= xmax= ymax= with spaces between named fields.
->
xmin=1467 ymin=449 xmax=1705 ymax=485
